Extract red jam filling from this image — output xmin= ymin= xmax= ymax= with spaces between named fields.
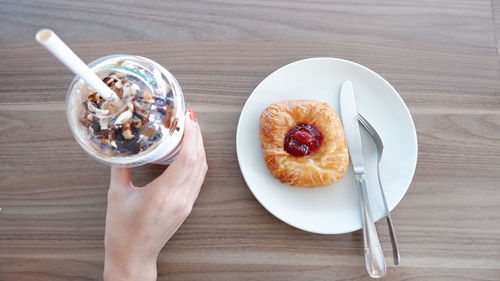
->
xmin=284 ymin=124 xmax=322 ymax=157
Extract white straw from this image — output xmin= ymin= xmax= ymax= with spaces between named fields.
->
xmin=36 ymin=29 xmax=119 ymax=101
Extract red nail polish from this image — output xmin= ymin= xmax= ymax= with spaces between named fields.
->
xmin=188 ymin=109 xmax=197 ymax=122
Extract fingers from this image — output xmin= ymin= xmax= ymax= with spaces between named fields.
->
xmin=196 ymin=116 xmax=207 ymax=162
xmin=150 ymin=110 xmax=204 ymax=189
xmin=185 ymin=121 xmax=208 ymax=204
xmin=186 ymin=157 xmax=208 ymax=205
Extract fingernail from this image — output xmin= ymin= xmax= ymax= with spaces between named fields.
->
xmin=188 ymin=109 xmax=197 ymax=122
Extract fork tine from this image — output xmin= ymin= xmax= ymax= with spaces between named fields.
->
xmin=357 ymin=113 xmax=384 ymax=148
xmin=357 ymin=114 xmax=376 ymax=136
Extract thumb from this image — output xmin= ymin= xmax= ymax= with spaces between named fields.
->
xmin=110 ymin=166 xmax=132 ymax=188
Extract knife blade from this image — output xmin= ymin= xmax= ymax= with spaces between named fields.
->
xmin=340 ymin=80 xmax=365 ymax=174
xmin=340 ymin=80 xmax=387 ymax=278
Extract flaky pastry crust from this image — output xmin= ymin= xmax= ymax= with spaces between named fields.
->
xmin=259 ymin=100 xmax=349 ymax=187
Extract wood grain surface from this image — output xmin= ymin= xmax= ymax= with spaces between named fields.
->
xmin=1 ymin=0 xmax=500 ymax=280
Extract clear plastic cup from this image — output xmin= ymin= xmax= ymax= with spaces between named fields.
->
xmin=66 ymin=55 xmax=185 ymax=167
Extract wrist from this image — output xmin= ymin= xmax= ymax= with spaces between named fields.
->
xmin=104 ymin=256 xmax=157 ymax=281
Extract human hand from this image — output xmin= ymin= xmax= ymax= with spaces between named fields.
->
xmin=103 ymin=110 xmax=207 ymax=281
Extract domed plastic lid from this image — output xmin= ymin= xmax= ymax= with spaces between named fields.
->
xmin=67 ymin=55 xmax=185 ymax=166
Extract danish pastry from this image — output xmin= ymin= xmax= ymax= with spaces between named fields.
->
xmin=259 ymin=100 xmax=349 ymax=187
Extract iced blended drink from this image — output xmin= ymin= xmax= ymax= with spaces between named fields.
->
xmin=67 ymin=55 xmax=185 ymax=166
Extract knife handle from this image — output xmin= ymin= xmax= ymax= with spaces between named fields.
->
xmin=355 ymin=173 xmax=387 ymax=278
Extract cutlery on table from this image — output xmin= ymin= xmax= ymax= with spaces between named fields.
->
xmin=358 ymin=113 xmax=400 ymax=266
xmin=340 ymin=80 xmax=387 ymax=278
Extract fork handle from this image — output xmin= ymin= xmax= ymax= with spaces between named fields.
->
xmin=355 ymin=173 xmax=387 ymax=278
xmin=377 ymin=168 xmax=401 ymax=265
xmin=386 ymin=215 xmax=400 ymax=265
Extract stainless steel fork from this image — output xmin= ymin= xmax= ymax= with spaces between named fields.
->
xmin=357 ymin=113 xmax=401 ymax=265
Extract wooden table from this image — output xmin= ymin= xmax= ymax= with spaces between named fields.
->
xmin=1 ymin=0 xmax=500 ymax=280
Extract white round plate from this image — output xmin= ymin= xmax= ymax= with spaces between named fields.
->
xmin=236 ymin=58 xmax=418 ymax=235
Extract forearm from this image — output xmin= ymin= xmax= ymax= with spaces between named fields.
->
xmin=104 ymin=257 xmax=157 ymax=281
